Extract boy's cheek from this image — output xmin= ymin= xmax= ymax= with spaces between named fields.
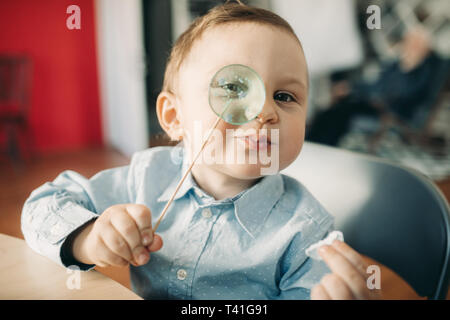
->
xmin=280 ymin=131 xmax=304 ymax=165
xmin=278 ymin=145 xmax=300 ymax=171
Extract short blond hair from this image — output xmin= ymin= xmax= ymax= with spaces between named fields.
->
xmin=162 ymin=1 xmax=302 ymax=93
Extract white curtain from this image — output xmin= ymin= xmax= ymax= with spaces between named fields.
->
xmin=95 ymin=0 xmax=149 ymax=156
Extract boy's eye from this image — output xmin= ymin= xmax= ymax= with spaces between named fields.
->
xmin=222 ymin=83 xmax=240 ymax=92
xmin=220 ymin=82 xmax=247 ymax=98
xmin=274 ymin=92 xmax=296 ymax=103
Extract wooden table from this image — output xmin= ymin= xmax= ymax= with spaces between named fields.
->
xmin=0 ymin=233 xmax=142 ymax=300
xmin=0 ymin=232 xmax=433 ymax=300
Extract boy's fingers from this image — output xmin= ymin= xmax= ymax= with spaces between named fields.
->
xmin=97 ymin=237 xmax=128 ymax=267
xmin=109 ymin=211 xmax=148 ymax=264
xmin=126 ymin=204 xmax=155 ymax=247
xmin=320 ymin=273 xmax=355 ymax=300
xmin=147 ymin=234 xmax=163 ymax=252
xmin=133 ymin=247 xmax=149 ymax=266
xmin=126 ymin=204 xmax=152 ymax=231
xmin=110 ymin=212 xmax=141 ymax=249
xmin=100 ymin=223 xmax=133 ymax=262
xmin=96 ymin=260 xmax=108 ymax=268
xmin=140 ymin=228 xmax=154 ymax=247
xmin=330 ymin=240 xmax=370 ymax=279
xmin=310 ymin=284 xmax=331 ymax=300
xmin=319 ymin=245 xmax=369 ymax=300
xmin=103 ymin=252 xmax=128 ymax=267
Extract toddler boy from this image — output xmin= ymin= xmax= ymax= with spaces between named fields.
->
xmin=22 ymin=2 xmax=380 ymax=300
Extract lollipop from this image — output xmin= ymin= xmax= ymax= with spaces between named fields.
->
xmin=153 ymin=64 xmax=265 ymax=232
xmin=209 ymin=64 xmax=265 ymax=125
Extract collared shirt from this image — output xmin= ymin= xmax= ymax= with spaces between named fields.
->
xmin=21 ymin=146 xmax=334 ymax=299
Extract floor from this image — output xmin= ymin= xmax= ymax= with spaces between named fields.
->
xmin=1 ymin=146 xmax=449 ymax=299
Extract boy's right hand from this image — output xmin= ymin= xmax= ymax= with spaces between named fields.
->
xmin=72 ymin=204 xmax=163 ymax=267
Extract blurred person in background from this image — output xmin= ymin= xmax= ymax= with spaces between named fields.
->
xmin=306 ymin=28 xmax=444 ymax=146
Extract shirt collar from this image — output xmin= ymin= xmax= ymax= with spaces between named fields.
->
xmin=232 ymin=173 xmax=284 ymax=238
xmin=156 ymin=146 xmax=285 ymax=238
xmin=156 ymin=147 xmax=195 ymax=203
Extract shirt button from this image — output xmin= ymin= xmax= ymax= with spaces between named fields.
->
xmin=177 ymin=269 xmax=187 ymax=280
xmin=202 ymin=208 xmax=212 ymax=219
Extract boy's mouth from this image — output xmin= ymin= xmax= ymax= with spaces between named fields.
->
xmin=234 ymin=133 xmax=273 ymax=151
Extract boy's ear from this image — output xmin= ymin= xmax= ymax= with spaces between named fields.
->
xmin=156 ymin=91 xmax=184 ymax=141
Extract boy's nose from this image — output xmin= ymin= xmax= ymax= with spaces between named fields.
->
xmin=256 ymin=100 xmax=279 ymax=124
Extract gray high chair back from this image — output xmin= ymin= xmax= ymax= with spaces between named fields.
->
xmin=281 ymin=142 xmax=450 ymax=299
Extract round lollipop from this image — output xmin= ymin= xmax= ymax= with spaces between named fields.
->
xmin=153 ymin=64 xmax=265 ymax=232
xmin=209 ymin=64 xmax=266 ymax=125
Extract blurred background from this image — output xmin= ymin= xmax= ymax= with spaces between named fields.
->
xmin=0 ymin=0 xmax=449 ymax=297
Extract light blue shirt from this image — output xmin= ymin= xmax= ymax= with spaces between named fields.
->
xmin=21 ymin=146 xmax=334 ymax=300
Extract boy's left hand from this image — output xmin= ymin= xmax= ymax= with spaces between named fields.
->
xmin=311 ymin=240 xmax=383 ymax=300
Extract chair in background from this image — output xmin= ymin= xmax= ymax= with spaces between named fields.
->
xmin=281 ymin=142 xmax=450 ymax=299
xmin=0 ymin=55 xmax=33 ymax=163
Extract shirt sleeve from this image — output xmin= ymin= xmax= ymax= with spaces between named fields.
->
xmin=21 ymin=165 xmax=133 ymax=270
xmin=276 ymin=216 xmax=335 ymax=300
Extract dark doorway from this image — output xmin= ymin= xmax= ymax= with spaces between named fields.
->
xmin=142 ymin=0 xmax=173 ymax=142
xmin=141 ymin=0 xmax=245 ymax=146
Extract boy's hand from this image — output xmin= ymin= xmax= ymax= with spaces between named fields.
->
xmin=72 ymin=204 xmax=163 ymax=267
xmin=311 ymin=240 xmax=382 ymax=300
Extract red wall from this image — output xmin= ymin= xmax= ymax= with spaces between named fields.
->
xmin=0 ymin=0 xmax=103 ymax=152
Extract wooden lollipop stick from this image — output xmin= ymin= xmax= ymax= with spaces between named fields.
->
xmin=152 ymin=115 xmax=223 ymax=232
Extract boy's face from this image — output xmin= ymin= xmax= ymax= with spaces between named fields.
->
xmin=161 ymin=22 xmax=308 ymax=179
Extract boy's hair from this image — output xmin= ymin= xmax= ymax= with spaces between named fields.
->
xmin=162 ymin=1 xmax=302 ymax=93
